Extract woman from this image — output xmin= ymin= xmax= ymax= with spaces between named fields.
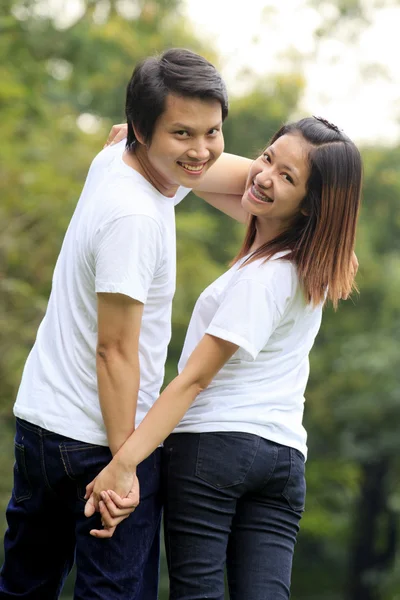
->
xmin=85 ymin=116 xmax=362 ymax=599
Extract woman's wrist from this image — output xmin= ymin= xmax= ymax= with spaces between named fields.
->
xmin=113 ymin=444 xmax=137 ymax=474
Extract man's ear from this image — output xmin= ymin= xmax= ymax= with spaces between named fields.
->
xmin=132 ymin=123 xmax=146 ymax=145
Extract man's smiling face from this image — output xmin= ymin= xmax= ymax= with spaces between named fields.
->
xmin=138 ymin=94 xmax=224 ymax=197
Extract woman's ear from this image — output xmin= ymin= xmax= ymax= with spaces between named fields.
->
xmin=300 ymin=199 xmax=310 ymax=217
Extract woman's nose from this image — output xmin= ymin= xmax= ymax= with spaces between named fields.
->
xmin=254 ymin=173 xmax=272 ymax=189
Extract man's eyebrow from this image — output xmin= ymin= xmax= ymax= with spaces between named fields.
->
xmin=170 ymin=122 xmax=222 ymax=131
xmin=269 ymin=146 xmax=299 ymax=177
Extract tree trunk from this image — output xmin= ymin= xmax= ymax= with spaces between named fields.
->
xmin=347 ymin=458 xmax=396 ymax=600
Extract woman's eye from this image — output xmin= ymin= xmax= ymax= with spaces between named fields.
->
xmin=283 ymin=173 xmax=294 ymax=184
xmin=263 ymin=153 xmax=271 ymax=162
xmin=175 ymin=130 xmax=189 ymax=137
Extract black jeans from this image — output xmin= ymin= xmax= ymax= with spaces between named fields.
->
xmin=162 ymin=432 xmax=305 ymax=600
xmin=0 ymin=418 xmax=162 ymax=600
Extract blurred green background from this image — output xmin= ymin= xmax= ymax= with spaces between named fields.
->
xmin=1 ymin=0 xmax=399 ymax=598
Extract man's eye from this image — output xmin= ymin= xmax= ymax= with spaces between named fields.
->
xmin=208 ymin=128 xmax=219 ymax=136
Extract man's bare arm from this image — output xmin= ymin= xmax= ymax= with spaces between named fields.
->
xmin=96 ymin=292 xmax=143 ymax=455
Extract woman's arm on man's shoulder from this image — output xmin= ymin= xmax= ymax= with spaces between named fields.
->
xmin=192 ymin=153 xmax=252 ymax=223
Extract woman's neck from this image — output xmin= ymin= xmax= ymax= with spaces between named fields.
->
xmin=249 ymin=218 xmax=284 ymax=252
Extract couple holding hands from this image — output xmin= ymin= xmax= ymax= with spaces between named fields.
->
xmin=0 ymin=49 xmax=361 ymax=600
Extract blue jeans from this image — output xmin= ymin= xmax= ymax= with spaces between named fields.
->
xmin=0 ymin=418 xmax=162 ymax=600
xmin=162 ymin=432 xmax=306 ymax=600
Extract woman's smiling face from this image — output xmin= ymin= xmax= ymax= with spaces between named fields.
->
xmin=241 ymin=133 xmax=312 ymax=226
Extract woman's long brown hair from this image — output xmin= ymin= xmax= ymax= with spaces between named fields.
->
xmin=234 ymin=117 xmax=362 ymax=309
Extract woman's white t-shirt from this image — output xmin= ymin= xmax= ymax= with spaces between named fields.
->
xmin=175 ymin=253 xmax=323 ymax=459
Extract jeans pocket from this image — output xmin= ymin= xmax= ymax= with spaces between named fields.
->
xmin=59 ymin=441 xmax=112 ymax=501
xmin=281 ymin=448 xmax=306 ymax=512
xmin=13 ymin=442 xmax=32 ymax=502
xmin=195 ymin=432 xmax=259 ymax=489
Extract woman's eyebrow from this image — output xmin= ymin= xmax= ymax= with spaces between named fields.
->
xmin=269 ymin=147 xmax=300 ymax=178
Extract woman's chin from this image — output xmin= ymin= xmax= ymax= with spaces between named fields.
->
xmin=241 ymin=195 xmax=261 ymax=218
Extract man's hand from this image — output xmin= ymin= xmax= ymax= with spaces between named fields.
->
xmin=90 ymin=489 xmax=137 ymax=538
xmin=84 ymin=462 xmax=139 ymax=538
xmin=104 ymin=123 xmax=128 ymax=147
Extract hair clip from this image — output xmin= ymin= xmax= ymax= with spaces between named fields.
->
xmin=312 ymin=116 xmax=342 ymax=134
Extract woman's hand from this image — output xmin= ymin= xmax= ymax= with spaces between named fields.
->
xmin=350 ymin=251 xmax=359 ymax=278
xmin=341 ymin=251 xmax=359 ymax=300
xmin=104 ymin=123 xmax=128 ymax=147
xmin=84 ymin=461 xmax=139 ymax=538
xmin=91 ymin=489 xmax=137 ymax=538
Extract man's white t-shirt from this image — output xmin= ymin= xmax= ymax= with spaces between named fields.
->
xmin=14 ymin=141 xmax=190 ymax=445
xmin=175 ymin=254 xmax=323 ymax=459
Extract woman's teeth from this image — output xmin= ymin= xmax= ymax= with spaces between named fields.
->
xmin=252 ymin=186 xmax=273 ymax=203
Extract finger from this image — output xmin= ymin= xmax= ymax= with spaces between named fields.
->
xmin=100 ymin=494 xmax=133 ymax=520
xmin=84 ymin=493 xmax=98 ymax=518
xmin=105 ymin=124 xmax=126 ymax=147
xmin=84 ymin=479 xmax=95 ymax=500
xmin=99 ymin=500 xmax=129 ymax=529
xmin=100 ymin=510 xmax=129 ymax=529
xmin=107 ymin=488 xmax=139 ymax=509
xmin=105 ymin=124 xmax=121 ymax=146
xmin=110 ymin=129 xmax=127 ymax=146
xmin=100 ymin=492 xmax=134 ymax=518
xmin=90 ymin=526 xmax=117 ymax=539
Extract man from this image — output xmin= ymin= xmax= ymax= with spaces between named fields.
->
xmin=0 ymin=48 xmax=250 ymax=599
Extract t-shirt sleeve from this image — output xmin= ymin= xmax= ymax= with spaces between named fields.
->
xmin=93 ymin=214 xmax=162 ymax=303
xmin=174 ymin=186 xmax=192 ymax=206
xmin=205 ymin=279 xmax=282 ymax=361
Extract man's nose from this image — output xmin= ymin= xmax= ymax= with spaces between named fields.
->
xmin=187 ymin=140 xmax=210 ymax=161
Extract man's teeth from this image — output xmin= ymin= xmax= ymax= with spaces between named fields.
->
xmin=252 ymin=186 xmax=273 ymax=202
xmin=179 ymin=163 xmax=204 ymax=172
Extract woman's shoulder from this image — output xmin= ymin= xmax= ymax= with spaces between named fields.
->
xmin=236 ymin=253 xmax=298 ymax=289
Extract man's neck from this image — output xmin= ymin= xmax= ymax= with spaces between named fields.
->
xmin=122 ymin=146 xmax=178 ymax=198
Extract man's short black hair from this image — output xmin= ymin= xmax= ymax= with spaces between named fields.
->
xmin=125 ymin=48 xmax=229 ymax=148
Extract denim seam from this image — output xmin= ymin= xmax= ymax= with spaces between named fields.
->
xmin=165 ymin=444 xmax=173 ymax=569
xmin=13 ymin=442 xmax=32 ymax=502
xmin=39 ymin=431 xmax=53 ymax=492
xmin=281 ymin=448 xmax=305 ymax=513
xmin=260 ymin=443 xmax=279 ymax=488
xmin=17 ymin=418 xmax=44 ymax=436
xmin=16 ymin=418 xmax=56 ymax=437
xmin=60 ymin=445 xmax=104 ymax=451
xmin=59 ymin=445 xmax=76 ymax=480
